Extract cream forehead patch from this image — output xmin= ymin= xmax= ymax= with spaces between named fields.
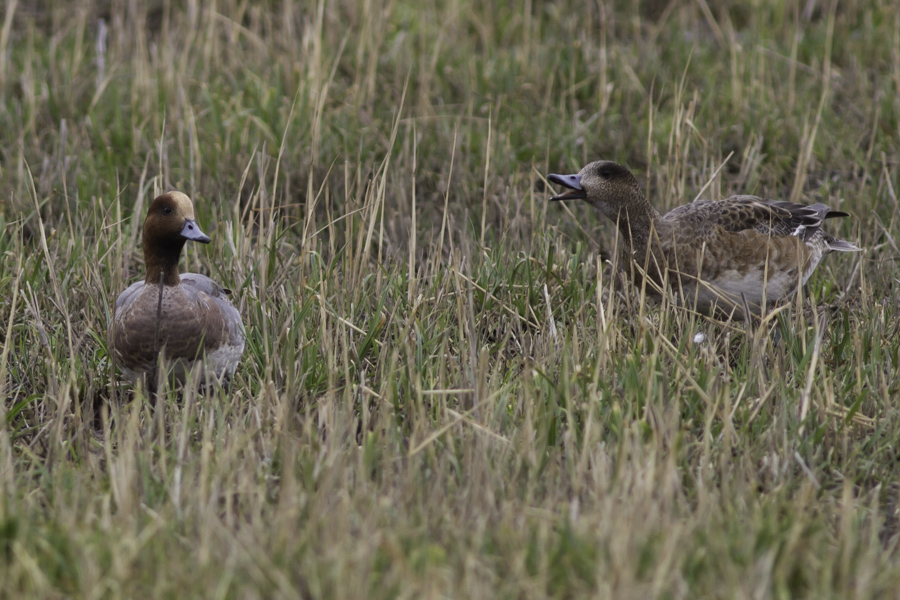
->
xmin=166 ymin=191 xmax=196 ymax=219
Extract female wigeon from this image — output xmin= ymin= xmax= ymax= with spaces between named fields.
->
xmin=548 ymin=160 xmax=861 ymax=318
xmin=109 ymin=192 xmax=245 ymax=387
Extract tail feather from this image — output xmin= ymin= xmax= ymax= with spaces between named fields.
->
xmin=827 ymin=238 xmax=862 ymax=252
xmin=806 ymin=203 xmax=860 ymax=252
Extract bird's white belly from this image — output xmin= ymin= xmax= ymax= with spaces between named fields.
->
xmin=679 ymin=268 xmax=803 ymax=315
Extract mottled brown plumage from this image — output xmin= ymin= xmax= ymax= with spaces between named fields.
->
xmin=549 ymin=160 xmax=861 ymax=318
xmin=109 ymin=192 xmax=245 ymax=387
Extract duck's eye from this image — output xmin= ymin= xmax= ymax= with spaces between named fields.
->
xmin=599 ymin=169 xmax=611 ymax=178
xmin=163 ymin=206 xmax=173 ymax=215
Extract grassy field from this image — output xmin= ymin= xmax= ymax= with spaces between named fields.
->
xmin=1 ymin=0 xmax=899 ymax=597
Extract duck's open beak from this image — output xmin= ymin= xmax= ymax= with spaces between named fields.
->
xmin=181 ymin=220 xmax=211 ymax=243
xmin=548 ymin=173 xmax=586 ymax=201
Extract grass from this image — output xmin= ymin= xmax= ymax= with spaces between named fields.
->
xmin=1 ymin=0 xmax=900 ymax=597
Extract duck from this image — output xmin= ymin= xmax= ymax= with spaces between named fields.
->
xmin=548 ymin=160 xmax=861 ymax=318
xmin=108 ymin=191 xmax=245 ymax=388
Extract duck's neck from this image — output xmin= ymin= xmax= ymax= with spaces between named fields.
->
xmin=597 ymin=192 xmax=662 ymax=250
xmin=144 ymin=239 xmax=185 ymax=287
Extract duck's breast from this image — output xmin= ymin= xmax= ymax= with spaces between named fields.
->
xmin=109 ymin=281 xmax=164 ymax=377
xmin=109 ymin=275 xmax=245 ymax=380
xmin=180 ymin=273 xmax=246 ymax=375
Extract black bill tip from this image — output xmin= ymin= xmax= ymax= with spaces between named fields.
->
xmin=180 ymin=220 xmax=212 ymax=244
xmin=548 ymin=173 xmax=586 ymax=201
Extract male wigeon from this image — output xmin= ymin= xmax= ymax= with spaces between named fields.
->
xmin=109 ymin=191 xmax=245 ymax=387
xmin=549 ymin=160 xmax=861 ymax=318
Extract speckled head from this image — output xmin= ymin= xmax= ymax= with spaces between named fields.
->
xmin=549 ymin=161 xmax=641 ymax=205
xmin=142 ymin=192 xmax=211 ymax=285
xmin=548 ymin=160 xmax=654 ymax=231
